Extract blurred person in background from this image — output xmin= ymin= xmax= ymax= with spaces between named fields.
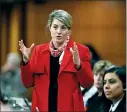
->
xmin=0 ymin=90 xmax=14 ymax=111
xmin=1 ymin=52 xmax=27 ymax=97
xmin=19 ymin=9 xmax=93 ymax=112
xmin=81 ymin=44 xmax=101 ymax=107
xmin=85 ymin=44 xmax=101 ymax=69
xmin=103 ymin=66 xmax=126 ymax=112
xmin=85 ymin=60 xmax=113 ymax=112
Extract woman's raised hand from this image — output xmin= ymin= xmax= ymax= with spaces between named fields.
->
xmin=70 ymin=42 xmax=81 ymax=69
xmin=19 ymin=40 xmax=35 ymax=61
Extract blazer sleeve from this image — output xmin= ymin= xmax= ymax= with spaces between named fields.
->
xmin=76 ymin=46 xmax=94 ymax=88
xmin=20 ymin=46 xmax=37 ymax=88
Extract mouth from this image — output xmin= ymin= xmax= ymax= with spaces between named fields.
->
xmin=56 ymin=36 xmax=62 ymax=40
xmin=56 ymin=36 xmax=62 ymax=37
xmin=104 ymin=91 xmax=112 ymax=95
xmin=97 ymin=82 xmax=101 ymax=84
xmin=96 ymin=82 xmax=102 ymax=85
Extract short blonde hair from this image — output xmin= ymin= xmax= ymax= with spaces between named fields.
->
xmin=46 ymin=9 xmax=72 ymax=34
xmin=93 ymin=60 xmax=113 ymax=74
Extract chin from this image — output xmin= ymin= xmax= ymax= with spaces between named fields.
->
xmin=105 ymin=95 xmax=112 ymax=100
xmin=95 ymin=85 xmax=101 ymax=89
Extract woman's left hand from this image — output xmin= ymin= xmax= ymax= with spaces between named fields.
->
xmin=70 ymin=42 xmax=81 ymax=69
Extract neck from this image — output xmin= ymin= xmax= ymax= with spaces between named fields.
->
xmin=98 ymin=89 xmax=102 ymax=96
xmin=52 ymin=41 xmax=61 ymax=48
xmin=112 ymin=92 xmax=124 ymax=105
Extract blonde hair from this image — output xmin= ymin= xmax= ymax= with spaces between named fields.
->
xmin=46 ymin=9 xmax=72 ymax=35
xmin=93 ymin=60 xmax=113 ymax=74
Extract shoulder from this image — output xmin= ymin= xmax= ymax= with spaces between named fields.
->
xmin=35 ymin=43 xmax=49 ymax=49
xmin=68 ymin=39 xmax=89 ymax=51
xmin=77 ymin=43 xmax=90 ymax=51
xmin=87 ymin=92 xmax=98 ymax=104
xmin=68 ymin=39 xmax=91 ymax=58
xmin=76 ymin=43 xmax=91 ymax=56
xmin=117 ymin=92 xmax=126 ymax=110
xmin=76 ymin=43 xmax=91 ymax=57
xmin=33 ymin=42 xmax=49 ymax=52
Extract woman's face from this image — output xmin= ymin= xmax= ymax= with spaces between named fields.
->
xmin=94 ymin=72 xmax=104 ymax=90
xmin=49 ymin=19 xmax=70 ymax=46
xmin=103 ymin=73 xmax=123 ymax=101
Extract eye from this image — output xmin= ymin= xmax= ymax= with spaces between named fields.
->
xmin=53 ymin=25 xmax=58 ymax=29
xmin=103 ymin=80 xmax=106 ymax=85
xmin=109 ymin=79 xmax=116 ymax=84
xmin=61 ymin=26 xmax=67 ymax=30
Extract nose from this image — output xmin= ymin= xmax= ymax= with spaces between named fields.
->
xmin=104 ymin=82 xmax=110 ymax=89
xmin=57 ymin=28 xmax=61 ymax=34
xmin=96 ymin=75 xmax=101 ymax=81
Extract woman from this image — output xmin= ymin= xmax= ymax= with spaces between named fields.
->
xmin=103 ymin=66 xmax=126 ymax=112
xmin=86 ymin=60 xmax=113 ymax=112
xmin=1 ymin=53 xmax=27 ymax=97
xmin=19 ymin=9 xmax=93 ymax=112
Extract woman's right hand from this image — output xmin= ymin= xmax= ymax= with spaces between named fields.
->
xmin=19 ymin=40 xmax=35 ymax=62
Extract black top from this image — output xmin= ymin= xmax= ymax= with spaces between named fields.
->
xmin=48 ymin=55 xmax=60 ymax=112
xmin=86 ymin=92 xmax=112 ymax=112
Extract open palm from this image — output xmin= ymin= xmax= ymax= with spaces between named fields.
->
xmin=19 ymin=40 xmax=35 ymax=61
xmin=70 ymin=42 xmax=81 ymax=67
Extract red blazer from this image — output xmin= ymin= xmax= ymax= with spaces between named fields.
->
xmin=20 ymin=39 xmax=93 ymax=112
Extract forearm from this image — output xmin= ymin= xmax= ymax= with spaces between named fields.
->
xmin=76 ymin=61 xmax=94 ymax=88
xmin=20 ymin=62 xmax=34 ymax=88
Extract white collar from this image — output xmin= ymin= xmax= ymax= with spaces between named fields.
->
xmin=59 ymin=51 xmax=64 ymax=64
xmin=109 ymin=97 xmax=123 ymax=112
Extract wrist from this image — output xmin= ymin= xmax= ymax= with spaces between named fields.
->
xmin=23 ymin=55 xmax=28 ymax=64
xmin=75 ymin=64 xmax=81 ymax=71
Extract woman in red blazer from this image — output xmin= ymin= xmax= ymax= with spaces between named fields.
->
xmin=19 ymin=9 xmax=93 ymax=112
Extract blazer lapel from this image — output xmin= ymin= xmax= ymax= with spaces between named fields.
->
xmin=39 ymin=44 xmax=50 ymax=76
xmin=58 ymin=48 xmax=72 ymax=76
xmin=44 ymin=51 xmax=50 ymax=76
xmin=38 ymin=39 xmax=73 ymax=77
xmin=58 ymin=39 xmax=74 ymax=76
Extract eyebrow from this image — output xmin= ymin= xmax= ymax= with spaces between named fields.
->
xmin=52 ymin=24 xmax=66 ymax=26
xmin=109 ymin=78 xmax=115 ymax=81
xmin=104 ymin=78 xmax=116 ymax=81
xmin=52 ymin=24 xmax=57 ymax=25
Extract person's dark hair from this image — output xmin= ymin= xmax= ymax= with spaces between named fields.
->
xmin=84 ymin=44 xmax=101 ymax=69
xmin=85 ymin=44 xmax=101 ymax=61
xmin=104 ymin=66 xmax=126 ymax=89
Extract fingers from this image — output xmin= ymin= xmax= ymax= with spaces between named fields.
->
xmin=70 ymin=42 xmax=80 ymax=66
xmin=73 ymin=42 xmax=78 ymax=51
xmin=70 ymin=42 xmax=78 ymax=53
xmin=30 ymin=43 xmax=35 ymax=49
xmin=70 ymin=47 xmax=74 ymax=54
xmin=19 ymin=39 xmax=23 ymax=45
xmin=19 ymin=39 xmax=24 ymax=50
xmin=70 ymin=42 xmax=79 ymax=59
xmin=70 ymin=47 xmax=75 ymax=61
